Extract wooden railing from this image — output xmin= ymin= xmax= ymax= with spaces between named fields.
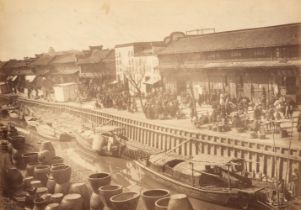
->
xmin=18 ymin=98 xmax=301 ymax=183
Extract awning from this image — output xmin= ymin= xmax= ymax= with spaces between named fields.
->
xmin=158 ymin=59 xmax=301 ymax=70
xmin=25 ymin=75 xmax=36 ymax=83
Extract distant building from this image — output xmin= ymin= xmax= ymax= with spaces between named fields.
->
xmin=158 ymin=23 xmax=301 ymax=104
xmin=77 ymin=46 xmax=116 ymax=83
xmin=115 ymin=42 xmax=165 ymax=95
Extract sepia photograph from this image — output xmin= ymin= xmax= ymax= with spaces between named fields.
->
xmin=0 ymin=0 xmax=301 ymax=209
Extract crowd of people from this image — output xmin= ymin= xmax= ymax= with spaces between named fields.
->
xmin=144 ymin=89 xmax=181 ymax=120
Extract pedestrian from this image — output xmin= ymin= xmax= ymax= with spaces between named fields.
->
xmin=290 ymin=168 xmax=299 ymax=197
xmin=297 ymin=112 xmax=301 ymax=141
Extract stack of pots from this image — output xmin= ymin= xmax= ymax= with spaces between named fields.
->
xmin=141 ymin=189 xmax=170 ymax=210
xmin=88 ymin=172 xmax=111 ymax=210
xmin=51 ymin=164 xmax=72 ymax=195
xmin=69 ymin=182 xmax=91 ymax=210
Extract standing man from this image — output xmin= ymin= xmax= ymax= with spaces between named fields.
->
xmin=297 ymin=112 xmax=301 ymax=141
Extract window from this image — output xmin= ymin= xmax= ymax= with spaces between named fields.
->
xmin=231 ymin=51 xmax=241 ymax=58
xmin=254 ymin=49 xmax=266 ymax=57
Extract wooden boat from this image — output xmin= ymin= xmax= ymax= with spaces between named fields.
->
xmin=91 ymin=125 xmax=127 ymax=157
xmin=134 ymin=153 xmax=290 ymax=210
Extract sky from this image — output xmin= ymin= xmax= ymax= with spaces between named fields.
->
xmin=0 ymin=0 xmax=300 ymax=60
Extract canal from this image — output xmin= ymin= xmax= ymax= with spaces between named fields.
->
xmin=24 ymin=127 xmax=235 ymax=210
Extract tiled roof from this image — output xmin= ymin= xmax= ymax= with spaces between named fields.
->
xmin=159 ymin=23 xmax=301 ymax=55
xmin=77 ymin=49 xmax=112 ymax=64
xmin=31 ymin=54 xmax=55 ymax=66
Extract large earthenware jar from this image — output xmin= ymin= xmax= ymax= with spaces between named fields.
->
xmin=88 ymin=173 xmax=111 ymax=193
xmin=36 ymin=187 xmax=49 ymax=197
xmin=141 ymin=189 xmax=170 ymax=210
xmin=10 ymin=135 xmax=25 ymax=150
xmin=30 ymin=180 xmax=42 ymax=188
xmin=46 ymin=175 xmax=56 ymax=194
xmin=26 ymin=163 xmax=38 ymax=177
xmin=12 ymin=148 xmax=26 ymax=170
xmin=38 ymin=150 xmax=52 ymax=164
xmin=45 ymin=203 xmax=60 ymax=210
xmin=61 ymin=193 xmax=83 ymax=210
xmin=54 ymin=182 xmax=70 ymax=195
xmin=34 ymin=164 xmax=50 ymax=186
xmin=23 ymin=152 xmax=39 ymax=165
xmin=98 ymin=185 xmax=122 ymax=208
xmin=155 ymin=197 xmax=170 ymax=210
xmin=33 ymin=197 xmax=48 ymax=210
xmin=69 ymin=182 xmax=90 ymax=210
xmin=3 ymin=167 xmax=23 ymax=196
xmin=40 ymin=141 xmax=56 ymax=159
xmin=51 ymin=156 xmax=64 ymax=165
xmin=90 ymin=192 xmax=104 ymax=210
xmin=167 ymin=194 xmax=193 ymax=210
xmin=110 ymin=192 xmax=140 ymax=210
xmin=50 ymin=193 xmax=64 ymax=203
xmin=23 ymin=176 xmax=35 ymax=189
xmin=51 ymin=165 xmax=71 ymax=184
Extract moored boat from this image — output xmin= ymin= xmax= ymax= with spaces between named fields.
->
xmin=134 ymin=153 xmax=291 ymax=210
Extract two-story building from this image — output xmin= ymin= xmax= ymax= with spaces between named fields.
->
xmin=158 ymin=23 xmax=301 ymax=104
xmin=115 ymin=41 xmax=165 ymax=95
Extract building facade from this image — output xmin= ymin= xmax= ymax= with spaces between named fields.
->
xmin=115 ymin=42 xmax=165 ymax=95
xmin=158 ymin=23 xmax=301 ymax=104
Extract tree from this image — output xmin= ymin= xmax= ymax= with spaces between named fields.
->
xmin=124 ymin=66 xmax=147 ymax=115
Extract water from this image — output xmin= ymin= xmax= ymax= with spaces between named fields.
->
xmin=52 ymin=139 xmax=235 ymax=210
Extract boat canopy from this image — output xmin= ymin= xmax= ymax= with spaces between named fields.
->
xmin=149 ymin=153 xmax=187 ymax=167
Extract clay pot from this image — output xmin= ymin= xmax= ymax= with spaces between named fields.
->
xmin=38 ymin=150 xmax=52 ymax=164
xmin=31 ymin=180 xmax=42 ymax=188
xmin=10 ymin=135 xmax=25 ymax=150
xmin=51 ymin=165 xmax=71 ymax=184
xmin=23 ymin=152 xmax=39 ymax=165
xmin=34 ymin=164 xmax=50 ymax=186
xmin=46 ymin=176 xmax=56 ymax=194
xmin=45 ymin=203 xmax=60 ymax=210
xmin=98 ymin=185 xmax=123 ymax=207
xmin=141 ymin=189 xmax=170 ymax=210
xmin=12 ymin=149 xmax=26 ymax=170
xmin=33 ymin=197 xmax=49 ymax=210
xmin=110 ymin=192 xmax=140 ymax=210
xmin=0 ymin=140 xmax=9 ymax=152
xmin=167 ymin=194 xmax=193 ymax=210
xmin=50 ymin=193 xmax=64 ymax=203
xmin=51 ymin=156 xmax=64 ymax=165
xmin=88 ymin=172 xmax=111 ymax=193
xmin=3 ymin=167 xmax=23 ymax=196
xmin=61 ymin=193 xmax=83 ymax=210
xmin=26 ymin=163 xmax=37 ymax=177
xmin=40 ymin=141 xmax=56 ymax=159
xmin=155 ymin=197 xmax=170 ymax=210
xmin=90 ymin=192 xmax=104 ymax=210
xmin=54 ymin=182 xmax=70 ymax=195
xmin=69 ymin=182 xmax=90 ymax=210
xmin=23 ymin=176 xmax=35 ymax=189
xmin=36 ymin=187 xmax=49 ymax=197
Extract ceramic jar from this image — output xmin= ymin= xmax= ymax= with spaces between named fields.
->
xmin=141 ymin=189 xmax=170 ymax=210
xmin=3 ymin=167 xmax=23 ymax=196
xmin=45 ymin=203 xmax=60 ymax=210
xmin=50 ymin=193 xmax=64 ymax=203
xmin=22 ymin=152 xmax=39 ymax=165
xmin=155 ymin=197 xmax=170 ymax=210
xmin=90 ymin=192 xmax=104 ymax=210
xmin=51 ymin=165 xmax=71 ymax=185
xmin=34 ymin=165 xmax=50 ymax=186
xmin=36 ymin=187 xmax=49 ymax=197
xmin=33 ymin=197 xmax=49 ymax=210
xmin=46 ymin=175 xmax=56 ymax=194
xmin=69 ymin=182 xmax=90 ymax=210
xmin=38 ymin=150 xmax=52 ymax=164
xmin=51 ymin=156 xmax=64 ymax=165
xmin=10 ymin=135 xmax=25 ymax=150
xmin=98 ymin=184 xmax=122 ymax=208
xmin=110 ymin=192 xmax=140 ymax=210
xmin=23 ymin=176 xmax=35 ymax=189
xmin=54 ymin=182 xmax=71 ymax=195
xmin=40 ymin=141 xmax=56 ymax=159
xmin=61 ymin=193 xmax=83 ymax=210
xmin=31 ymin=180 xmax=42 ymax=188
xmin=26 ymin=163 xmax=37 ymax=177
xmin=167 ymin=194 xmax=193 ymax=210
xmin=88 ymin=172 xmax=111 ymax=193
